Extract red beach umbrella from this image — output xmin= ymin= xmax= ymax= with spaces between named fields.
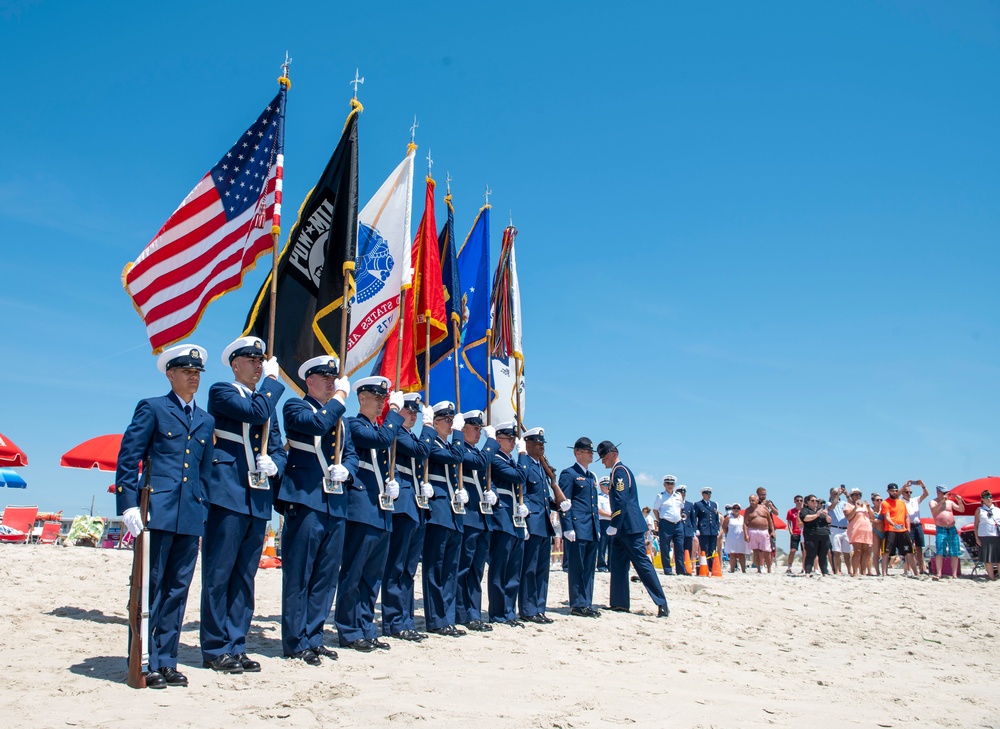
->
xmin=60 ymin=434 xmax=124 ymax=472
xmin=945 ymin=477 xmax=1000 ymax=516
xmin=0 ymin=432 xmax=28 ymax=467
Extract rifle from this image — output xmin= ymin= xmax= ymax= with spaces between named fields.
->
xmin=127 ymin=458 xmax=152 ymax=689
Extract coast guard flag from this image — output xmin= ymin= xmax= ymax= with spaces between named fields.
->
xmin=124 ymin=89 xmax=286 ymax=354
xmin=490 ymin=225 xmax=524 ymax=426
xmin=243 ymin=104 xmax=359 ymax=394
xmin=344 ymin=148 xmax=415 ymax=376
xmin=429 ymin=205 xmax=491 ymax=409
xmin=425 ymin=192 xmax=461 ymax=370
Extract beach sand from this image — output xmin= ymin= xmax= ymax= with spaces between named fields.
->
xmin=0 ymin=545 xmax=996 ymax=728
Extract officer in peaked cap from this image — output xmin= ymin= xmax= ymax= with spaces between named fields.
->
xmin=279 ymin=355 xmax=357 ymax=665
xmin=558 ymin=437 xmax=601 ymax=617
xmin=486 ymin=421 xmax=529 ymax=626
xmin=455 ymin=410 xmax=498 ymax=632
xmin=596 ymin=441 xmax=669 ymax=618
xmin=335 ymin=376 xmax=405 ymax=652
xmin=201 ymin=336 xmax=286 ymax=675
xmin=381 ymin=393 xmax=432 ymax=642
xmin=116 ymin=343 xmax=215 ymax=689
xmin=517 ymin=427 xmax=571 ymax=624
xmin=421 ymin=401 xmax=470 ymax=637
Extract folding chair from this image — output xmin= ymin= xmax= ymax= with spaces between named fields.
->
xmin=0 ymin=505 xmax=39 ymax=544
xmin=35 ymin=521 xmax=61 ymax=545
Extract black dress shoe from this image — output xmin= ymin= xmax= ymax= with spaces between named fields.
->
xmin=657 ymin=605 xmax=670 ymax=618
xmin=286 ymin=649 xmax=321 ymax=666
xmin=428 ymin=625 xmax=465 ymax=637
xmin=371 ymin=638 xmax=391 ymax=650
xmin=570 ymin=607 xmax=599 ymax=618
xmin=203 ymin=654 xmax=243 ymax=674
xmin=609 ymin=606 xmax=630 ymax=613
xmin=313 ymin=645 xmax=338 ymax=660
xmin=391 ymin=630 xmax=423 ymax=642
xmin=144 ymin=670 xmax=167 ymax=689
xmin=520 ymin=614 xmax=546 ymax=624
xmin=233 ymin=653 xmax=261 ymax=672
xmin=505 ymin=619 xmax=525 ymax=628
xmin=630 ymin=575 xmax=641 ymax=583
xmin=536 ymin=614 xmax=554 ymax=624
xmin=160 ymin=667 xmax=189 ymax=686
xmin=587 ymin=607 xmax=602 ymax=618
xmin=344 ymin=639 xmax=376 ymax=652
xmin=464 ymin=620 xmax=493 ymax=632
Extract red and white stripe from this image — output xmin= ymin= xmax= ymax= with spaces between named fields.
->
xmin=124 ymin=155 xmax=283 ymax=353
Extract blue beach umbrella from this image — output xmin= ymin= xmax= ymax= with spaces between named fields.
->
xmin=0 ymin=468 xmax=27 ymax=488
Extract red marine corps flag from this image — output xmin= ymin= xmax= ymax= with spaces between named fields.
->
xmin=123 ymin=86 xmax=286 ymax=353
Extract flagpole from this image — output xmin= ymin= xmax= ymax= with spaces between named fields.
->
xmin=505 ymin=223 xmax=526 ymax=515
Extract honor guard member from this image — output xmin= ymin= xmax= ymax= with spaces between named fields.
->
xmin=116 ymin=344 xmax=215 ymax=689
xmin=280 ymin=356 xmax=357 ymax=665
xmin=335 ymin=376 xmax=404 ymax=652
xmin=381 ymin=393 xmax=432 ymax=641
xmin=651 ymin=475 xmax=683 ymax=576
xmin=692 ymin=487 xmax=721 ymax=572
xmin=597 ymin=441 xmax=669 ymax=617
xmin=421 ymin=401 xmax=469 ymax=637
xmin=455 ymin=411 xmax=498 ymax=632
xmin=558 ymin=437 xmax=601 ymax=617
xmin=486 ymin=422 xmax=528 ymax=626
xmin=517 ymin=427 xmax=571 ymax=624
xmin=678 ymin=486 xmax=695 ymax=573
xmin=597 ymin=477 xmax=613 ymax=572
xmin=201 ymin=337 xmax=286 ymax=675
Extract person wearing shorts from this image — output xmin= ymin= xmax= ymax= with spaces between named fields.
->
xmin=930 ymin=484 xmax=965 ymax=579
xmin=828 ymin=486 xmax=853 ymax=575
xmin=879 ymin=484 xmax=917 ymax=576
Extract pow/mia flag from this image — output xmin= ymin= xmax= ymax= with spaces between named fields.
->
xmin=243 ymin=104 xmax=360 ymax=394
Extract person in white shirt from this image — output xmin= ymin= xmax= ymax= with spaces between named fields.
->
xmin=651 ymin=475 xmax=684 ymax=576
xmin=596 ymin=478 xmax=612 ymax=573
xmin=902 ymin=480 xmax=929 ymax=575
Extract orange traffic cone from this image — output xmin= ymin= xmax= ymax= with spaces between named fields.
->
xmin=263 ymin=528 xmax=277 ymax=558
xmin=684 ymin=550 xmax=693 ymax=575
xmin=710 ymin=551 xmax=723 ymax=577
xmin=697 ymin=551 xmax=709 ymax=577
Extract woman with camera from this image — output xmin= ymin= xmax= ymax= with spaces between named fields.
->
xmin=845 ymin=488 xmax=875 ymax=577
xmin=799 ymin=495 xmax=831 ymax=576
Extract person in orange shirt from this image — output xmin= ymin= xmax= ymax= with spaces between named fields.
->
xmin=879 ymin=483 xmax=917 ymax=577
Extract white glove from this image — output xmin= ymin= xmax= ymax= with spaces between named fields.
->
xmin=422 ymin=408 xmax=434 ymax=427
xmin=334 ymin=376 xmax=350 ymax=396
xmin=524 ymin=529 xmax=531 ymax=540
xmin=517 ymin=503 xmax=529 ymax=518
xmin=456 ymin=489 xmax=469 ymax=505
xmin=329 ymin=463 xmax=349 ymax=482
xmin=122 ymin=507 xmax=143 ymax=538
xmin=516 ymin=438 xmax=526 ymax=455
xmin=262 ymin=356 xmax=279 ymax=379
xmin=559 ymin=499 xmax=572 ymax=512
xmin=421 ymin=482 xmax=434 ymax=499
xmin=386 ymin=479 xmax=400 ymax=499
xmin=452 ymin=413 xmax=465 ymax=431
xmin=606 ymin=526 xmax=618 ymax=536
xmin=388 ymin=391 xmax=404 ymax=411
xmin=484 ymin=425 xmax=496 ymax=439
xmin=256 ymin=453 xmax=278 ymax=477
xmin=484 ymin=490 xmax=498 ymax=505
xmin=564 ymin=530 xmax=577 ymax=542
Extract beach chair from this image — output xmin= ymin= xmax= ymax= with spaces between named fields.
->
xmin=959 ymin=529 xmax=983 ymax=576
xmin=34 ymin=521 xmax=61 ymax=545
xmin=0 ymin=505 xmax=39 ymax=544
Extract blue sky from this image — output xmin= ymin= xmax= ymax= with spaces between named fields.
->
xmin=2 ymin=1 xmax=998 ymax=526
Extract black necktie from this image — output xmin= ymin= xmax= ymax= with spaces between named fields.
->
xmin=184 ymin=404 xmax=192 ymax=422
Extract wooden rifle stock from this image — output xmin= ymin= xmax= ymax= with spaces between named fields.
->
xmin=127 ymin=459 xmax=152 ymax=689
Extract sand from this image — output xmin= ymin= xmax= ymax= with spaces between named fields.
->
xmin=0 ymin=544 xmax=996 ymax=729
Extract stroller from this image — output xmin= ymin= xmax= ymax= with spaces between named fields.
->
xmin=959 ymin=529 xmax=985 ymax=576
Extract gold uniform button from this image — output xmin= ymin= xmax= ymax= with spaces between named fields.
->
xmin=184 ymin=463 xmax=189 ymax=468
xmin=266 ymin=392 xmax=272 ymax=397
xmin=253 ymin=448 xmax=259 ymax=453
xmin=185 ymin=449 xmax=190 ymax=454
xmin=321 ymin=410 xmax=327 ymax=415
xmin=167 ymin=431 xmax=172 ymax=436
xmin=183 ymin=477 xmax=188 ymax=482
xmin=187 ymin=435 xmax=192 ymax=440
xmin=254 ymin=434 xmax=260 ymax=439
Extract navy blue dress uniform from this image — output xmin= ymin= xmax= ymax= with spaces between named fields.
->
xmin=455 ymin=411 xmax=497 ymax=631
xmin=680 ymin=488 xmax=695 ymax=570
xmin=280 ymin=356 xmax=359 ymax=663
xmin=201 ymin=337 xmax=286 ymax=673
xmin=517 ymin=427 xmax=556 ymax=622
xmin=381 ymin=394 xmax=431 ymax=641
xmin=558 ymin=437 xmax=601 ymax=616
xmin=692 ymin=488 xmax=721 ymax=571
xmin=597 ymin=441 xmax=668 ymax=616
xmin=486 ymin=422 xmax=528 ymax=625
xmin=115 ymin=344 xmax=215 ymax=686
xmin=421 ymin=402 xmax=468 ymax=635
xmin=335 ymin=376 xmax=402 ymax=651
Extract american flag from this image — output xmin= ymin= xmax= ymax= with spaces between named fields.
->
xmin=123 ymin=89 xmax=286 ymax=353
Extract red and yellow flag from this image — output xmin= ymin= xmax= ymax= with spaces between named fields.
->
xmin=412 ymin=178 xmax=448 ymax=353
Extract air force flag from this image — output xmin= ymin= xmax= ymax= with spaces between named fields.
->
xmin=344 ymin=149 xmax=415 ymax=375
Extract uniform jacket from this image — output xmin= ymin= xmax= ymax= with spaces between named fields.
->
xmin=692 ymin=499 xmax=721 ymax=535
xmin=681 ymin=500 xmax=696 ymax=538
xmin=558 ymin=462 xmax=600 ymax=542
xmin=424 ymin=426 xmax=465 ymax=532
xmin=392 ymin=425 xmax=431 ymax=523
xmin=518 ymin=454 xmax=555 ymax=538
xmin=488 ymin=449 xmax=527 ymax=536
xmin=607 ymin=460 xmax=648 ymax=536
xmin=347 ymin=410 xmax=404 ymax=531
xmin=115 ymin=392 xmax=215 ymax=536
xmin=281 ymin=395 xmax=358 ymax=517
xmin=207 ymin=377 xmax=286 ymax=520
xmin=460 ymin=436 xmax=498 ymax=532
